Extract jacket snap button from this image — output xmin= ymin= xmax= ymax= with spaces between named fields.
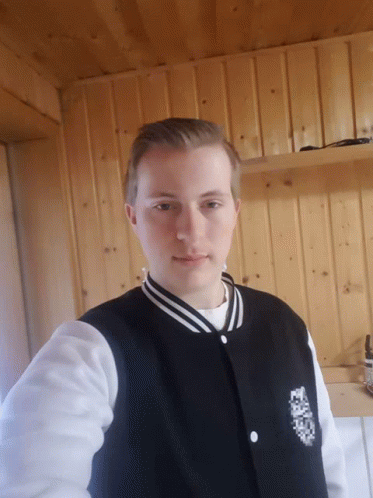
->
xmin=250 ymin=431 xmax=258 ymax=443
xmin=221 ymin=335 xmax=227 ymax=344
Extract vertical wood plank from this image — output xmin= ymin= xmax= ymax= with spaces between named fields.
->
xmin=138 ymin=71 xmax=170 ymax=123
xmin=7 ymin=138 xmax=76 ymax=351
xmin=287 ymin=48 xmax=323 ymax=152
xmin=169 ymin=65 xmax=198 ymax=118
xmin=350 ymin=33 xmax=373 ymax=138
xmin=0 ymin=144 xmax=30 ymax=399
xmin=295 ymin=166 xmax=342 ymax=365
xmin=318 ymin=42 xmax=354 ymax=144
xmin=263 ymin=169 xmax=309 ymax=322
xmin=85 ymin=82 xmax=132 ymax=298
xmin=357 ymin=159 xmax=373 ymax=333
xmin=255 ymin=53 xmax=292 ymax=155
xmin=226 ymin=56 xmax=262 ymax=160
xmin=195 ymin=60 xmax=229 ymax=136
xmin=113 ymin=76 xmax=148 ymax=285
xmin=327 ymin=163 xmax=370 ymax=365
xmin=239 ymin=172 xmax=276 ymax=294
xmin=62 ymin=85 xmax=108 ymax=311
xmin=58 ymin=127 xmax=83 ymax=317
xmin=226 ymin=227 xmax=244 ymax=285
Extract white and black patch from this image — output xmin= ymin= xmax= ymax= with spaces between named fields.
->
xmin=289 ymin=386 xmax=316 ymax=447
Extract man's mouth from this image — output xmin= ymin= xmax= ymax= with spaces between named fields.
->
xmin=172 ymin=255 xmax=208 ymax=265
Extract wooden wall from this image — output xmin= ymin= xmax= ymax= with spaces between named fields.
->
xmin=7 ymin=138 xmax=76 ymax=356
xmin=0 ymin=41 xmax=60 ymax=143
xmin=61 ymin=31 xmax=373 ymax=371
xmin=0 ymin=144 xmax=30 ymax=400
xmin=0 ymin=42 xmax=60 ymax=124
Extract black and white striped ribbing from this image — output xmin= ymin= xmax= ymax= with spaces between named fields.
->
xmin=142 ymin=272 xmax=243 ymax=333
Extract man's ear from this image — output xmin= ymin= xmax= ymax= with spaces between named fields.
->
xmin=125 ymin=203 xmax=137 ymax=231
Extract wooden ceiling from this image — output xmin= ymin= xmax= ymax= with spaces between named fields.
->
xmin=1 ymin=0 xmax=373 ymax=88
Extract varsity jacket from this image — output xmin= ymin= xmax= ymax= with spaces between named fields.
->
xmin=80 ymin=273 xmax=328 ymax=498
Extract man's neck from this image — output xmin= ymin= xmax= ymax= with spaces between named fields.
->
xmin=181 ymin=281 xmax=226 ymax=310
xmin=150 ymin=275 xmax=226 ymax=310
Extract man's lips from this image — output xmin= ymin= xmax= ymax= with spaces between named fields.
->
xmin=172 ymin=255 xmax=209 ymax=265
xmin=173 ymin=255 xmax=208 ymax=261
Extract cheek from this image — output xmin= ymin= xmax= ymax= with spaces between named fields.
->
xmin=211 ymin=212 xmax=237 ymax=239
xmin=140 ymin=213 xmax=175 ymax=245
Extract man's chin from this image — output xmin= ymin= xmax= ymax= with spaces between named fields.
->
xmin=170 ymin=267 xmax=221 ymax=291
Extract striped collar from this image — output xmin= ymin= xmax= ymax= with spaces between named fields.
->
xmin=141 ymin=272 xmax=244 ymax=333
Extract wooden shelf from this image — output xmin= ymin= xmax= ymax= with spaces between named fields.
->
xmin=241 ymin=143 xmax=373 ymax=175
xmin=327 ymin=383 xmax=373 ymax=417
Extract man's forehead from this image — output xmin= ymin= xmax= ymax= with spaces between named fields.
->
xmin=135 ymin=144 xmax=233 ymax=197
xmin=146 ymin=189 xmax=231 ymax=199
xmin=138 ymin=143 xmax=230 ymax=165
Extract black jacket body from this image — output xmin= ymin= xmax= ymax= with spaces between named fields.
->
xmin=80 ymin=279 xmax=328 ymax=498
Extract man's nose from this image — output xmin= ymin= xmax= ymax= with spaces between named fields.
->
xmin=175 ymin=206 xmax=204 ymax=243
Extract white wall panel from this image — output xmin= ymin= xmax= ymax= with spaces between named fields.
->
xmin=334 ymin=417 xmax=371 ymax=497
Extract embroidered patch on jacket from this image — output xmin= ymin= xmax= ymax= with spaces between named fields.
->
xmin=289 ymin=386 xmax=316 ymax=447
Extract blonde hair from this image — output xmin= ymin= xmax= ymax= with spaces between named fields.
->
xmin=124 ymin=118 xmax=241 ymax=205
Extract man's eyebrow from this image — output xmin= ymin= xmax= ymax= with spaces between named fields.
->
xmin=200 ymin=190 xmax=230 ymax=198
xmin=147 ymin=192 xmax=177 ymax=199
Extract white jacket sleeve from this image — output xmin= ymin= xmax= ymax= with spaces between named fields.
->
xmin=0 ymin=321 xmax=118 ymax=498
xmin=308 ymin=332 xmax=349 ymax=498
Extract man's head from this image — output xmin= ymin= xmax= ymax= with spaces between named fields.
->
xmin=124 ymin=118 xmax=241 ymax=206
xmin=124 ymin=118 xmax=241 ymax=308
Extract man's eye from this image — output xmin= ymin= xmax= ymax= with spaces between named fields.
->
xmin=155 ymin=203 xmax=172 ymax=211
xmin=205 ymin=201 xmax=221 ymax=209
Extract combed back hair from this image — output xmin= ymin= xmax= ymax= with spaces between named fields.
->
xmin=124 ymin=117 xmax=241 ymax=205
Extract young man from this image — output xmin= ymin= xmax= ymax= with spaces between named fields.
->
xmin=0 ymin=118 xmax=347 ymax=497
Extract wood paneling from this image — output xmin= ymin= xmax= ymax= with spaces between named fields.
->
xmin=318 ymin=41 xmax=354 ymax=144
xmin=225 ymin=56 xmax=262 ymax=159
xmin=260 ymin=170 xmax=308 ymax=322
xmin=255 ymin=53 xmax=292 ymax=155
xmin=138 ymin=71 xmax=170 ymax=123
xmin=85 ymin=82 xmax=132 ymax=298
xmin=169 ymin=66 xmax=198 ymax=118
xmin=113 ymin=76 xmax=150 ymax=284
xmin=239 ymin=161 xmax=373 ymax=367
xmin=239 ymin=173 xmax=276 ymax=294
xmin=0 ymin=86 xmax=58 ymax=143
xmin=4 ymin=0 xmax=373 ymax=85
xmin=359 ymin=163 xmax=373 ymax=331
xmin=296 ymin=167 xmax=341 ymax=365
xmin=287 ymin=48 xmax=322 ymax=152
xmin=61 ymin=86 xmax=108 ymax=311
xmin=0 ymin=144 xmax=29 ymax=399
xmin=350 ymin=33 xmax=373 ymax=138
xmin=7 ymin=138 xmax=76 ymax=354
xmin=61 ymin=32 xmax=373 ymax=376
xmin=0 ymin=42 xmax=60 ymax=122
xmin=327 ymin=164 xmax=371 ymax=365
xmin=195 ymin=61 xmax=229 ymax=135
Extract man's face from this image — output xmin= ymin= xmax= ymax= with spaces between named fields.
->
xmin=126 ymin=144 xmax=240 ymax=300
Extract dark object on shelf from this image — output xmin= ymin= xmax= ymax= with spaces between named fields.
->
xmin=300 ymin=137 xmax=372 ymax=151
xmin=365 ymin=334 xmax=373 ymax=360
